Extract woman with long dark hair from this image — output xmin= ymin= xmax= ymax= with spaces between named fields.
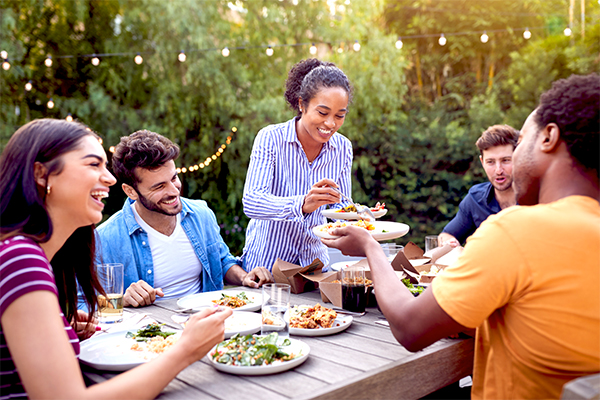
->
xmin=241 ymin=58 xmax=354 ymax=272
xmin=0 ymin=119 xmax=231 ymax=399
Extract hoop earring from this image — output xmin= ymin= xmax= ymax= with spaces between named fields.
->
xmin=46 ymin=185 xmax=51 ymax=195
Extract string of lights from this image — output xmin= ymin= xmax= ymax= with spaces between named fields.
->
xmin=2 ymin=24 xmax=574 ymax=73
xmin=0 ymin=23 xmax=581 ymax=172
xmin=172 ymin=128 xmax=235 ymax=175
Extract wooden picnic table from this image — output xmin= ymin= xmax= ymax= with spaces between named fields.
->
xmin=82 ymin=287 xmax=474 ymax=400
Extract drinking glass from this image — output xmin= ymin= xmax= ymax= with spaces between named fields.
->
xmin=97 ymin=263 xmax=124 ymax=323
xmin=342 ymin=265 xmax=366 ymax=313
xmin=425 ymin=235 xmax=440 ymax=253
xmin=261 ymin=283 xmax=291 ymax=339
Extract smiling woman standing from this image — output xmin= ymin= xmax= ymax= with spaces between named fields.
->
xmin=0 ymin=119 xmax=230 ymax=399
xmin=241 ymin=58 xmax=354 ymax=272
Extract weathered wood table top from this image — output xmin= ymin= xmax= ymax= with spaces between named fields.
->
xmin=82 ymin=287 xmax=474 ymax=400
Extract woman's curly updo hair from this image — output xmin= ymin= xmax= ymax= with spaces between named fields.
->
xmin=284 ymin=58 xmax=353 ymax=116
xmin=534 ymin=73 xmax=599 ymax=176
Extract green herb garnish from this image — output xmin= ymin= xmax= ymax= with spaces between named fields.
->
xmin=220 ymin=292 xmax=249 ymax=301
xmin=126 ymin=323 xmax=176 ymax=342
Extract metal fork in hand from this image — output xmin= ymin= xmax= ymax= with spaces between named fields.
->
xmin=329 ymin=186 xmax=376 ymax=221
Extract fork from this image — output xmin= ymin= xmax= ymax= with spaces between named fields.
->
xmin=329 ymin=186 xmax=376 ymax=221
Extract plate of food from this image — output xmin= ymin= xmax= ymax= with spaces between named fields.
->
xmin=208 ymin=332 xmax=309 ymax=375
xmin=177 ymin=290 xmax=263 ymax=312
xmin=313 ymin=220 xmax=410 ymax=241
xmin=288 ymin=304 xmax=352 ymax=336
xmin=79 ymin=324 xmax=181 ymax=371
xmin=322 ymin=202 xmax=387 ymax=220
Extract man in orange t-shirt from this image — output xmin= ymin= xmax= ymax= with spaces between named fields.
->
xmin=322 ymin=73 xmax=600 ymax=399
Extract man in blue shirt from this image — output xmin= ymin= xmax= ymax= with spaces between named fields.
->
xmin=98 ymin=130 xmax=273 ymax=307
xmin=439 ymin=125 xmax=519 ymax=246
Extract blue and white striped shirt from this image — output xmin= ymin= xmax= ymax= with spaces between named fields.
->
xmin=241 ymin=117 xmax=353 ymax=271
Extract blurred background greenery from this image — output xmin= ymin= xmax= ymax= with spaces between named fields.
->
xmin=1 ymin=0 xmax=598 ymax=252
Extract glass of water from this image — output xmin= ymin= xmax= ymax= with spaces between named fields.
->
xmin=261 ymin=283 xmax=291 ymax=339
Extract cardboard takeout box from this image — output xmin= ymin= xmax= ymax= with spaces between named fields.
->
xmin=271 ymin=258 xmax=337 ymax=294
xmin=391 ymin=241 xmax=463 ymax=284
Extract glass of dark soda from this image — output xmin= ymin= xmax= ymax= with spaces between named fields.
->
xmin=342 ymin=265 xmax=366 ymax=312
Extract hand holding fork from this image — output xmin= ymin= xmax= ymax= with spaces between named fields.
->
xmin=328 ymin=185 xmax=376 ymax=221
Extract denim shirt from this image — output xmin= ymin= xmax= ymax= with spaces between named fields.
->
xmin=95 ymin=198 xmax=238 ymax=298
xmin=442 ymin=182 xmax=501 ymax=244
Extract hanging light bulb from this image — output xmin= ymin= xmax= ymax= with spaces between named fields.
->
xmin=45 ymin=56 xmax=53 ymax=67
xmin=564 ymin=27 xmax=572 ymax=36
xmin=523 ymin=28 xmax=532 ymax=40
xmin=25 ymin=80 xmax=33 ymax=91
xmin=353 ymin=40 xmax=361 ymax=51
xmin=109 ymin=146 xmax=115 ymax=153
xmin=438 ymin=33 xmax=447 ymax=46
xmin=98 ymin=138 xmax=103 ymax=144
xmin=395 ymin=37 xmax=403 ymax=49
xmin=134 ymin=53 xmax=143 ymax=64
xmin=309 ymin=43 xmax=317 ymax=55
xmin=65 ymin=113 xmax=73 ymax=122
xmin=0 ymin=50 xmax=7 ymax=59
xmin=181 ymin=167 xmax=187 ymax=173
xmin=266 ymin=46 xmax=274 ymax=56
xmin=178 ymin=51 xmax=186 ymax=62
xmin=480 ymin=31 xmax=489 ymax=43
xmin=91 ymin=55 xmax=100 ymax=66
xmin=47 ymin=98 xmax=55 ymax=109
xmin=2 ymin=59 xmax=10 ymax=70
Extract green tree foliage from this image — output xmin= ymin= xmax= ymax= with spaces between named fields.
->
xmin=1 ymin=0 xmax=598 ymax=253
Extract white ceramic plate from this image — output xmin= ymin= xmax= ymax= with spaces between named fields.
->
xmin=177 ymin=290 xmax=264 ymax=312
xmin=224 ymin=311 xmax=262 ymax=339
xmin=321 ymin=208 xmax=388 ymax=220
xmin=207 ymin=337 xmax=310 ymax=375
xmin=79 ymin=330 xmax=181 ymax=371
xmin=288 ymin=306 xmax=353 ymax=336
xmin=313 ymin=221 xmax=410 ymax=241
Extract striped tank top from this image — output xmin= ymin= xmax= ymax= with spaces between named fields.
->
xmin=0 ymin=236 xmax=80 ymax=399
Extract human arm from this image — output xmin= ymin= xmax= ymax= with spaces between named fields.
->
xmin=441 ymin=196 xmax=477 ymax=245
xmin=2 ymin=291 xmax=231 ymax=400
xmin=123 ymin=280 xmax=164 ymax=307
xmin=438 ymin=232 xmax=460 ymax=248
xmin=322 ymin=226 xmax=469 ymax=351
xmin=224 ymin=264 xmax=274 ymax=288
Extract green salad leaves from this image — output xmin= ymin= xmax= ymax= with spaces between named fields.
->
xmin=211 ymin=333 xmax=297 ymax=366
xmin=402 ymin=279 xmax=425 ymax=296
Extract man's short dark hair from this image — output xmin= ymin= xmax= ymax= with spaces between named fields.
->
xmin=112 ymin=130 xmax=180 ymax=188
xmin=475 ymin=125 xmax=519 ymax=156
xmin=534 ymin=73 xmax=599 ymax=176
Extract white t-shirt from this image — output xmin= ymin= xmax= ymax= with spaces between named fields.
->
xmin=131 ymin=203 xmax=202 ymax=299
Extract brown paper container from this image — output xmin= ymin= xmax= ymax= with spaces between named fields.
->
xmin=272 ymin=258 xmax=338 ymax=294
